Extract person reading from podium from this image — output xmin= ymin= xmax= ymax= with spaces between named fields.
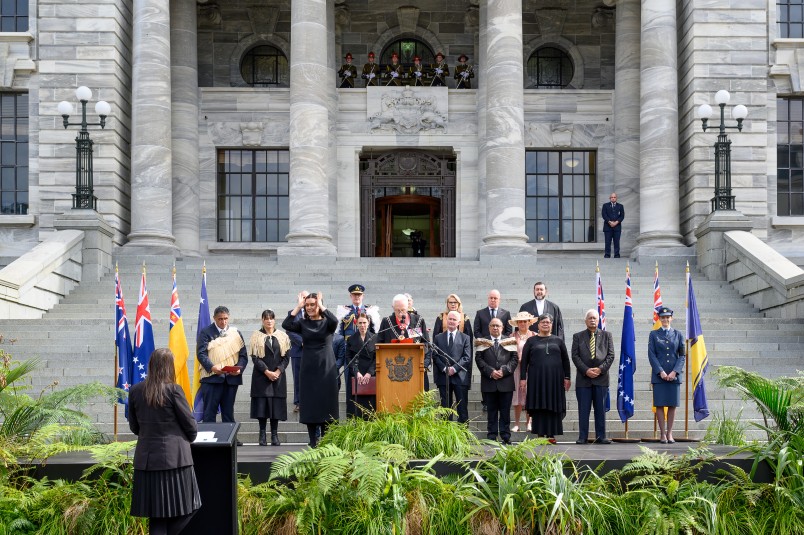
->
xmin=248 ymin=309 xmax=290 ymax=446
xmin=433 ymin=311 xmax=472 ymax=423
xmin=196 ymin=306 xmax=248 ymax=427
xmin=376 ymin=294 xmax=431 ymax=389
xmin=347 ymin=313 xmax=377 ymax=417
xmin=282 ymin=292 xmax=339 ymax=448
xmin=129 ymin=348 xmax=201 ymax=534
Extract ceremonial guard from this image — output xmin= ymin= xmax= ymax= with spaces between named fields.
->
xmin=337 ymin=53 xmax=357 ymax=88
xmin=454 ymin=54 xmax=474 ymax=89
xmin=430 ymin=52 xmax=449 ymax=86
xmin=362 ymin=52 xmax=379 ymax=87
xmin=385 ymin=52 xmax=404 ymax=86
xmin=336 ymin=284 xmax=380 ymax=417
xmin=409 ymin=56 xmax=425 ymax=86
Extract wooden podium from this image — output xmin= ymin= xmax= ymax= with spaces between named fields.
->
xmin=375 ymin=343 xmax=426 ymax=412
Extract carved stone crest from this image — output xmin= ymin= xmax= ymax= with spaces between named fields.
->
xmin=368 ymin=88 xmax=448 ymax=134
xmin=386 ymin=355 xmax=414 ymax=382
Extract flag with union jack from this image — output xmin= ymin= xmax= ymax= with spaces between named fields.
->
xmin=114 ymin=265 xmax=134 ymax=407
xmin=133 ymin=265 xmax=155 ymax=385
xmin=596 ymin=264 xmax=607 ymax=332
xmin=617 ymin=265 xmax=637 ymax=423
xmin=652 ymin=262 xmax=663 ymax=330
xmin=168 ymin=267 xmax=193 ymax=406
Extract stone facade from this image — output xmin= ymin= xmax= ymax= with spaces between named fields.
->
xmin=0 ymin=0 xmax=801 ymax=260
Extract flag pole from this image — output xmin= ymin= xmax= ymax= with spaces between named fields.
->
xmin=684 ymin=261 xmax=691 ymax=440
xmin=113 ymin=342 xmax=118 ymax=441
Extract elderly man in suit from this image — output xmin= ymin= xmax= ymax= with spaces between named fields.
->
xmin=196 ymin=306 xmax=249 ymax=425
xmin=571 ymin=309 xmax=615 ymax=444
xmin=602 ymin=192 xmax=625 ymax=258
xmin=519 ymin=282 xmax=565 ymax=339
xmin=377 ymin=293 xmax=431 ymax=390
xmin=473 ymin=289 xmax=512 ymax=412
xmin=475 ymin=318 xmax=518 ymax=444
xmin=434 ymin=310 xmax=472 ymax=423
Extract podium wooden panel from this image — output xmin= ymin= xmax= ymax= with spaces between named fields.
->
xmin=375 ymin=343 xmax=426 ymax=412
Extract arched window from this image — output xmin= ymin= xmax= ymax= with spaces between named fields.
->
xmin=381 ymin=38 xmax=435 ymax=68
xmin=240 ymin=45 xmax=289 ymax=87
xmin=526 ymin=47 xmax=574 ymax=89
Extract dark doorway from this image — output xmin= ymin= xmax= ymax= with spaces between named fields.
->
xmin=360 ymin=150 xmax=456 ymax=257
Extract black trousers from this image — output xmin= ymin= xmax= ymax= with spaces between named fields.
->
xmin=485 ymin=390 xmax=513 ymax=440
xmin=291 ymin=357 xmax=301 ymax=405
xmin=576 ymin=385 xmax=608 ymax=441
xmin=201 ymin=382 xmax=238 ymax=423
xmin=604 ymin=228 xmax=621 ymax=257
xmin=438 ymin=381 xmax=468 ymax=423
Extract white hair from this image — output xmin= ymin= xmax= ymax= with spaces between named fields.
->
xmin=585 ymin=308 xmax=599 ymax=319
xmin=392 ymin=294 xmax=408 ymax=306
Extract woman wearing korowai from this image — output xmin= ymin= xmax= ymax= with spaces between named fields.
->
xmin=282 ymin=291 xmax=339 ymax=447
xmin=347 ymin=313 xmax=376 ymax=418
xmin=249 ymin=309 xmax=291 ymax=446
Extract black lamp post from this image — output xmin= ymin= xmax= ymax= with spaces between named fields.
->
xmin=58 ymin=86 xmax=111 ymax=210
xmin=697 ymin=90 xmax=747 ymax=212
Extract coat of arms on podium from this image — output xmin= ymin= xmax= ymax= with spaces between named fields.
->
xmin=386 ymin=355 xmax=413 ymax=382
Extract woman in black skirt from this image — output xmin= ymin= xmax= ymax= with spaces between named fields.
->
xmin=129 ymin=348 xmax=201 ymax=535
xmin=519 ymin=314 xmax=571 ymax=444
xmin=249 ymin=309 xmax=291 ymax=446
xmin=347 ymin=313 xmax=376 ymax=417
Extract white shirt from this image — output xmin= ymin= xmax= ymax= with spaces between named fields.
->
xmin=535 ymin=298 xmax=545 ymax=316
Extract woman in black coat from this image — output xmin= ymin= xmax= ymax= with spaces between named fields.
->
xmin=248 ymin=309 xmax=291 ymax=446
xmin=347 ymin=313 xmax=376 ymax=417
xmin=282 ymin=291 xmax=339 ymax=447
xmin=129 ymin=348 xmax=201 ymax=535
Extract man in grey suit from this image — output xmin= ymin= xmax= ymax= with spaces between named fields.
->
xmin=475 ymin=318 xmax=518 ymax=443
xmin=571 ymin=309 xmax=615 ymax=444
xmin=519 ymin=282 xmax=565 ymax=339
xmin=434 ymin=311 xmax=472 ymax=423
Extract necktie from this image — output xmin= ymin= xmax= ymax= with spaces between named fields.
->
xmin=494 ymin=339 xmax=499 ymax=349
xmin=590 ymin=332 xmax=596 ymax=360
xmin=491 ymin=309 xmax=496 ymax=318
xmin=448 ymin=332 xmax=454 ymax=349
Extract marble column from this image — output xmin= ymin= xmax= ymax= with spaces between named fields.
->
xmin=636 ymin=0 xmax=684 ymax=250
xmin=170 ymin=0 xmax=200 ymax=256
xmin=477 ymin=1 xmax=488 ymax=244
xmin=280 ymin=0 xmax=337 ymax=256
xmin=613 ymin=0 xmax=640 ymax=254
xmin=126 ymin=0 xmax=176 ymax=252
xmin=480 ymin=0 xmax=531 ymax=255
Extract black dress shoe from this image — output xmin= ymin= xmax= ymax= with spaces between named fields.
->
xmin=614 ymin=255 xmax=620 ymax=258
xmin=595 ymin=438 xmax=613 ymax=444
xmin=575 ymin=439 xmax=587 ymax=444
xmin=501 ymin=439 xmax=512 ymax=445
xmin=270 ymin=432 xmax=281 ymax=447
xmin=258 ymin=430 xmax=267 ymax=447
xmin=603 ymin=255 xmax=610 ymax=258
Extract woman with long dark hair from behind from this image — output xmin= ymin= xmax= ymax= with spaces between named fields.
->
xmin=248 ymin=309 xmax=291 ymax=446
xmin=129 ymin=348 xmax=201 ymax=534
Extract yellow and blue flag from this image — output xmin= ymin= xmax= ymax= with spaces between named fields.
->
xmin=169 ymin=267 xmax=193 ymax=407
xmin=686 ymin=267 xmax=710 ymax=422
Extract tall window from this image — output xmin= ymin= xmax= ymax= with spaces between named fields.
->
xmin=525 ymin=150 xmax=596 ymax=243
xmin=240 ymin=45 xmax=289 ymax=87
xmin=217 ymin=149 xmax=289 ymax=242
xmin=381 ymin=38 xmax=434 ymax=67
xmin=777 ymin=97 xmax=804 ymax=216
xmin=0 ymin=0 xmax=28 ymax=32
xmin=778 ymin=0 xmax=804 ymax=38
xmin=0 ymin=92 xmax=28 ymax=215
xmin=526 ymin=47 xmax=574 ymax=88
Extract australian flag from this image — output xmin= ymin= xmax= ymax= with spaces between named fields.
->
xmin=133 ymin=267 xmax=155 ymax=385
xmin=616 ymin=266 xmax=637 ymax=423
xmin=115 ymin=267 xmax=134 ymax=407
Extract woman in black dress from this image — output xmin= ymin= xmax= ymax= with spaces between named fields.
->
xmin=519 ymin=313 xmax=571 ymax=443
xmin=282 ymin=292 xmax=339 ymax=447
xmin=248 ymin=309 xmax=291 ymax=446
xmin=432 ymin=293 xmax=473 ymax=342
xmin=129 ymin=348 xmax=201 ymax=535
xmin=347 ymin=313 xmax=376 ymax=417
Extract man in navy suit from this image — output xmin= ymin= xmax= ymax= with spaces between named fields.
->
xmin=196 ymin=306 xmax=248 ymax=424
xmin=602 ymin=192 xmax=625 ymax=258
xmin=434 ymin=311 xmax=472 ymax=423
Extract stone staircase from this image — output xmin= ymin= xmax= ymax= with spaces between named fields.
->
xmin=1 ymin=254 xmax=801 ymax=445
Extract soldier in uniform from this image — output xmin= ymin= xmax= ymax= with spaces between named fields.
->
xmin=454 ymin=54 xmax=474 ymax=89
xmin=430 ymin=51 xmax=449 ymax=86
xmin=410 ymin=56 xmax=426 ymax=86
xmin=647 ymin=307 xmax=685 ymax=444
xmin=338 ymin=53 xmax=357 ymax=88
xmin=362 ymin=52 xmax=379 ymax=87
xmin=385 ymin=52 xmax=404 ymax=86
xmin=336 ymin=284 xmax=380 ymax=417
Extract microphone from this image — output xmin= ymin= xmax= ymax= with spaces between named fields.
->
xmin=399 ymin=314 xmax=408 ymax=329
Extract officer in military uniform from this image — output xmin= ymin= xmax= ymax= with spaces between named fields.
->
xmin=385 ymin=52 xmax=404 ymax=86
xmin=647 ymin=307 xmax=685 ymax=444
xmin=336 ymin=284 xmax=380 ymax=417
xmin=430 ymin=52 xmax=449 ymax=87
xmin=410 ymin=56 xmax=426 ymax=86
xmin=454 ymin=54 xmax=474 ymax=89
xmin=338 ymin=53 xmax=357 ymax=88
xmin=362 ymin=52 xmax=379 ymax=87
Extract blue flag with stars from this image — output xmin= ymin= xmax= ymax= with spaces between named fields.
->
xmin=114 ymin=268 xmax=134 ymax=410
xmin=617 ymin=266 xmax=636 ymax=423
xmin=192 ymin=266 xmax=211 ymax=421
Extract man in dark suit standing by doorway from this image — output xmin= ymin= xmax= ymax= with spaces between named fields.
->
xmin=571 ymin=309 xmax=615 ymax=444
xmin=602 ymin=192 xmax=625 ymax=258
xmin=475 ymin=318 xmax=518 ymax=444
xmin=434 ymin=311 xmax=472 ymax=423
xmin=519 ymin=282 xmax=565 ymax=339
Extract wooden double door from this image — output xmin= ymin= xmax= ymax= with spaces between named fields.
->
xmin=359 ymin=151 xmax=456 ymax=258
